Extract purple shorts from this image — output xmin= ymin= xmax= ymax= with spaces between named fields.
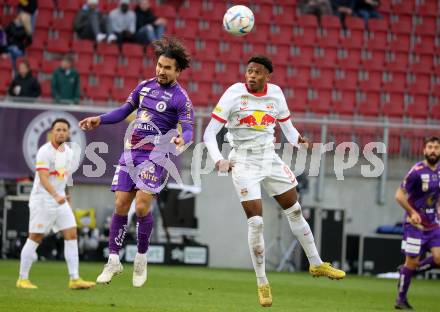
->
xmin=111 ymin=162 xmax=165 ymax=193
xmin=401 ymin=223 xmax=440 ymax=257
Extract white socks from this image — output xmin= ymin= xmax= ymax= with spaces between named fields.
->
xmin=64 ymin=240 xmax=80 ymax=280
xmin=19 ymin=239 xmax=39 ymax=279
xmin=283 ymin=202 xmax=323 ymax=266
xmin=247 ymin=216 xmax=268 ymax=286
xmin=109 ymin=253 xmax=121 ymax=263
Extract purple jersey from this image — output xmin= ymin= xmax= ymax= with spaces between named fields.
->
xmin=120 ymin=78 xmax=194 ymax=164
xmin=401 ymin=161 xmax=440 ymax=230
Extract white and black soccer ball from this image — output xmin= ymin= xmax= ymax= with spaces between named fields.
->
xmin=223 ymin=5 xmax=255 ymax=36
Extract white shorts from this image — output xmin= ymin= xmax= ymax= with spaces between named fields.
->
xmin=28 ymin=197 xmax=77 ymax=234
xmin=229 ymin=148 xmax=298 ymax=202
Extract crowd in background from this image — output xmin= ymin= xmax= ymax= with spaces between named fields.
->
xmin=1 ymin=0 xmax=381 ymax=104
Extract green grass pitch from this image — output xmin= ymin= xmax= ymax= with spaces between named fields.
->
xmin=0 ymin=260 xmax=438 ymax=312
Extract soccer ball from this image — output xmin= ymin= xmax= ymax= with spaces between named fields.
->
xmin=223 ymin=5 xmax=255 ymax=36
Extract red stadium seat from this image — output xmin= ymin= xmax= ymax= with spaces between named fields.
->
xmin=364 ymin=32 xmax=387 ymax=50
xmin=289 ymin=46 xmax=314 ymax=66
xmin=358 ymin=70 xmax=381 ymax=91
xmin=116 ymin=60 xmax=142 ymax=79
xmin=47 ymin=38 xmax=72 ymax=54
xmin=313 ymin=48 xmax=337 ymax=68
xmin=320 ymin=15 xmax=342 ymax=30
xmin=406 ymin=96 xmax=429 ymax=119
xmin=392 ymin=2 xmax=415 ymax=15
xmin=193 ymin=40 xmax=218 ymax=61
xmin=310 ymin=68 xmax=334 ymax=89
xmin=72 ymin=40 xmax=95 ymax=54
xmin=308 ymin=88 xmax=332 ymax=115
xmin=345 ymin=17 xmax=365 ymax=31
xmin=178 ymin=1 xmax=202 ymax=19
xmin=35 ymin=9 xmax=53 ymax=30
xmin=286 ymin=66 xmax=310 ymax=88
xmin=40 ymin=80 xmax=51 ymax=97
xmin=269 ymin=25 xmax=293 ymax=45
xmin=292 ymin=28 xmax=317 ymax=47
xmin=416 ymin=2 xmax=439 ymax=17
xmin=297 ymin=15 xmax=319 ymax=28
xmin=316 ymin=32 xmax=339 ymax=48
xmin=111 ymin=86 xmax=129 ymax=103
xmin=390 ymin=21 xmax=412 ymax=35
xmin=74 ymin=55 xmax=93 ymax=75
xmin=41 ymin=59 xmax=60 ymax=74
xmin=154 ymin=4 xmax=177 ymax=19
xmin=357 ymin=91 xmax=380 ymax=116
xmin=367 ymin=19 xmax=388 ymax=33
xmin=414 ymin=17 xmax=436 ymax=36
xmin=406 ymin=73 xmax=430 ymax=95
xmin=337 ymin=48 xmax=361 ymax=68
xmin=412 ymin=35 xmax=435 ymax=54
xmin=408 ymin=54 xmax=433 ymax=74
xmin=214 ymin=61 xmax=240 ymax=84
xmin=339 ymin=31 xmax=363 ymax=49
xmin=384 ymin=52 xmax=408 ymax=71
xmin=96 ymin=43 xmax=120 ymax=56
xmin=382 ymin=72 xmax=406 ymax=93
xmin=334 ymin=69 xmax=357 ymax=90
xmin=121 ymin=44 xmax=144 ymax=58
xmin=174 ymin=18 xmax=198 ymax=39
xmin=360 ymin=50 xmax=385 ymax=71
xmin=92 ymin=61 xmax=117 ymax=77
xmin=199 ymin=20 xmax=223 ymax=41
xmin=331 ymin=90 xmax=356 ymax=116
xmin=200 ymin=2 xmax=226 ymax=21
xmin=58 ymin=1 xmax=82 ymax=12
xmin=189 ymin=61 xmax=215 ymax=82
xmin=52 ymin=14 xmax=75 ymax=32
xmin=381 ymin=92 xmax=405 ymax=118
xmin=285 ymin=86 xmax=307 ymax=113
xmin=276 ymin=9 xmax=295 ymax=26
xmin=388 ymin=33 xmax=410 ymax=52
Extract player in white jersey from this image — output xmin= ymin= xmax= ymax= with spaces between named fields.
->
xmin=16 ymin=118 xmax=95 ymax=290
xmin=203 ymin=55 xmax=345 ymax=307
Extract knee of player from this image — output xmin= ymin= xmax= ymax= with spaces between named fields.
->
xmin=433 ymin=254 xmax=440 ymax=266
xmin=248 ymin=215 xmax=264 ymax=229
xmin=283 ymin=202 xmax=303 ymax=221
xmin=405 ymin=257 xmax=419 ymax=269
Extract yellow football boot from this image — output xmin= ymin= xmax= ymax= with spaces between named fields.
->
xmin=257 ymin=284 xmax=272 ymax=307
xmin=16 ymin=279 xmax=38 ymax=289
xmin=309 ymin=262 xmax=346 ymax=280
xmin=69 ymin=278 xmax=96 ymax=290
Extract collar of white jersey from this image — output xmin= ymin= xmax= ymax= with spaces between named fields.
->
xmin=245 ymin=83 xmax=268 ymax=97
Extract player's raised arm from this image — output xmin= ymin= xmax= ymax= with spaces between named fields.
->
xmin=79 ymin=85 xmax=140 ymax=130
xmin=172 ymin=93 xmax=194 ymax=148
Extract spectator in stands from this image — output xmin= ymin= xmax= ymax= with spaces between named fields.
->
xmin=17 ymin=0 xmax=38 ymax=35
xmin=107 ymin=0 xmax=136 ymax=43
xmin=135 ymin=0 xmax=167 ymax=44
xmin=354 ymin=0 xmax=381 ymax=27
xmin=5 ymin=14 xmax=32 ymax=73
xmin=330 ymin=0 xmax=355 ymax=29
xmin=298 ymin=0 xmax=332 ymax=23
xmin=74 ymin=0 xmax=108 ymax=42
xmin=51 ymin=55 xmax=80 ymax=104
xmin=8 ymin=60 xmax=41 ymax=99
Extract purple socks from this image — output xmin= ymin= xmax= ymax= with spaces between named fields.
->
xmin=109 ymin=213 xmax=128 ymax=254
xmin=136 ymin=212 xmax=154 ymax=254
xmin=397 ymin=266 xmax=414 ymax=303
xmin=416 ymin=256 xmax=439 ymax=274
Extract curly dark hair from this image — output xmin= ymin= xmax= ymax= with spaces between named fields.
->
xmin=424 ymin=136 xmax=440 ymax=146
xmin=247 ymin=55 xmax=273 ymax=73
xmin=152 ymin=36 xmax=191 ymax=71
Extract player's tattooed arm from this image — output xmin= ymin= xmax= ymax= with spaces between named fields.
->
xmin=38 ymin=170 xmax=66 ymax=205
xmin=395 ymin=187 xmax=422 ymax=226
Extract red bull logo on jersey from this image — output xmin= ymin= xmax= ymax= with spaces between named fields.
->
xmin=237 ymin=111 xmax=276 ymax=130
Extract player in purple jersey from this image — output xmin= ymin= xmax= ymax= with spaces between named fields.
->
xmin=394 ymin=136 xmax=440 ymax=310
xmin=79 ymin=36 xmax=193 ymax=287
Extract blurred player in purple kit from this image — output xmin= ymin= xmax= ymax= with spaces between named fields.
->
xmin=79 ymin=36 xmax=193 ymax=287
xmin=394 ymin=136 xmax=440 ymax=310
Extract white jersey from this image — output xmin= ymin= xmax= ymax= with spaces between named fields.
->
xmin=211 ymin=83 xmax=291 ymax=150
xmin=30 ymin=142 xmax=74 ymax=199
